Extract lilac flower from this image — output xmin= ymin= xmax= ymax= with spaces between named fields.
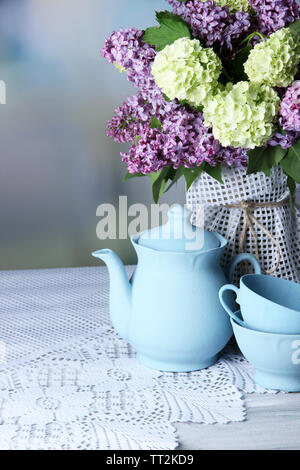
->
xmin=107 ymin=94 xmax=152 ymax=143
xmin=121 ymin=127 xmax=173 ymax=174
xmin=167 ymin=0 xmax=251 ymax=51
xmin=223 ymin=12 xmax=252 ymax=50
xmin=101 ymin=28 xmax=155 ymax=82
xmin=162 ymin=107 xmax=220 ymax=168
xmin=117 ymin=100 xmax=221 ymax=173
xmin=117 ymin=98 xmax=253 ymax=173
xmin=102 ymin=28 xmax=155 ymax=91
xmin=279 ymin=81 xmax=300 ymax=132
xmin=267 ymin=130 xmax=299 ymax=148
xmin=250 ymin=0 xmax=300 ymax=35
xmin=102 ymin=28 xmax=170 ymax=112
xmin=216 ymin=147 xmax=249 ymax=168
xmin=266 ymin=81 xmax=300 ymax=147
xmin=109 ymin=85 xmax=253 ymax=174
xmin=107 ymin=92 xmax=180 ymax=143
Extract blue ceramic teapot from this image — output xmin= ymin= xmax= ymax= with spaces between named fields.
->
xmin=93 ymin=205 xmax=261 ymax=372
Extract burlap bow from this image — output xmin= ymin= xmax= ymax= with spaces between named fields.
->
xmin=224 ymin=199 xmax=289 ymax=274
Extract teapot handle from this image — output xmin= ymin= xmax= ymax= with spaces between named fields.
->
xmin=225 ymin=253 xmax=261 ymax=282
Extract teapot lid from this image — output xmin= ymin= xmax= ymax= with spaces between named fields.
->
xmin=137 ymin=204 xmax=220 ymax=252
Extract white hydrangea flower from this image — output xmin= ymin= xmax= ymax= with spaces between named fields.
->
xmin=152 ymin=37 xmax=222 ymax=107
xmin=244 ymin=28 xmax=300 ymax=88
xmin=203 ymin=81 xmax=280 ymax=149
xmin=213 ymin=0 xmax=252 ymax=13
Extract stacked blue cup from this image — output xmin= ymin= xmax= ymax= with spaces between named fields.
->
xmin=219 ymin=273 xmax=300 ymax=392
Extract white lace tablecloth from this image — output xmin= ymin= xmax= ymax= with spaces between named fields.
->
xmin=0 ymin=267 xmax=275 ymax=450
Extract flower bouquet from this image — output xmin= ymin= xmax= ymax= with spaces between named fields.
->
xmin=102 ymin=0 xmax=300 ymax=280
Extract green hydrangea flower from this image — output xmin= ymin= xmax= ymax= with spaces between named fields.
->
xmin=203 ymin=81 xmax=280 ymax=149
xmin=244 ymin=28 xmax=300 ymax=88
xmin=211 ymin=0 xmax=251 ymax=14
xmin=152 ymin=37 xmax=222 ymax=107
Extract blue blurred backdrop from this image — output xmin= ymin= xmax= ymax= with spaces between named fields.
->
xmin=0 ymin=0 xmax=185 ymax=269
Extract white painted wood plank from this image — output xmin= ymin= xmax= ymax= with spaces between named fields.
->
xmin=176 ymin=393 xmax=300 ymax=450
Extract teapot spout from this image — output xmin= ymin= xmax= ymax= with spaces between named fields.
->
xmin=92 ymin=249 xmax=131 ymax=340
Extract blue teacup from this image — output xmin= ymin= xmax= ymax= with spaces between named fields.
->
xmin=231 ymin=315 xmax=300 ymax=392
xmin=219 ymin=274 xmax=300 ymax=334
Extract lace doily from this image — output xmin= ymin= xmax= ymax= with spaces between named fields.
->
xmin=187 ymin=165 xmax=300 ymax=283
xmin=0 ymin=267 xmax=275 ymax=450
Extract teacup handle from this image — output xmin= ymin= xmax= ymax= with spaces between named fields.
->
xmin=218 ymin=285 xmax=246 ymax=327
xmin=225 ymin=253 xmax=262 ymax=281
xmin=220 ymin=253 xmax=261 ymax=327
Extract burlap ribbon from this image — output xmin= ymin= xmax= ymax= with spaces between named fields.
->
xmin=224 ymin=199 xmax=289 ymax=274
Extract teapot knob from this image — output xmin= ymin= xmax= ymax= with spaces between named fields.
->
xmin=168 ymin=204 xmax=191 ymax=221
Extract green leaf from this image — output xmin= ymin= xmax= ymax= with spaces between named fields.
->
xmin=181 ymin=164 xmax=205 ymax=190
xmin=280 ymin=140 xmax=300 ymax=183
xmin=143 ymin=11 xmax=191 ymax=51
xmin=134 ymin=135 xmax=142 ymax=146
xmin=247 ymin=147 xmax=266 ymax=174
xmin=229 ymin=43 xmax=252 ymax=80
xmin=164 ymin=168 xmax=183 ymax=192
xmin=288 ymin=19 xmax=300 ymax=35
xmin=204 ymin=163 xmax=224 ymax=184
xmin=178 ymin=99 xmax=199 ymax=109
xmin=247 ymin=145 xmax=287 ymax=176
xmin=162 ymin=93 xmax=172 ymax=102
xmin=239 ymin=31 xmax=266 ymax=47
xmin=264 ymin=145 xmax=288 ymax=175
xmin=289 ymin=138 xmax=300 ymax=160
xmin=287 ymin=175 xmax=296 ymax=212
xmin=123 ymin=171 xmax=144 ymax=182
xmin=150 ymin=116 xmax=162 ymax=131
xmin=150 ymin=167 xmax=172 ymax=203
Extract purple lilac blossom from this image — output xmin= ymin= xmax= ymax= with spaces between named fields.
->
xmin=117 ymin=99 xmax=249 ymax=174
xmin=102 ymin=29 xmax=156 ymax=92
xmin=121 ymin=127 xmax=173 ymax=174
xmin=267 ymin=130 xmax=299 ymax=148
xmin=107 ymin=92 xmax=181 ymax=143
xmin=250 ymin=0 xmax=300 ymax=35
xmin=120 ymin=104 xmax=221 ymax=173
xmin=162 ymin=108 xmax=220 ymax=168
xmin=108 ymin=92 xmax=251 ymax=173
xmin=102 ymin=28 xmax=167 ymax=112
xmin=167 ymin=0 xmax=251 ymax=51
xmin=107 ymin=100 xmax=146 ymax=143
xmin=216 ymin=147 xmax=249 ymax=168
xmin=279 ymin=81 xmax=300 ymax=132
xmin=106 ymin=74 xmax=250 ymax=172
xmin=101 ymin=28 xmax=155 ymax=86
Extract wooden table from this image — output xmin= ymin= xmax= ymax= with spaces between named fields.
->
xmin=176 ymin=393 xmax=300 ymax=450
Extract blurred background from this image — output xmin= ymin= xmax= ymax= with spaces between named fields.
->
xmin=0 ymin=0 xmax=186 ymax=270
